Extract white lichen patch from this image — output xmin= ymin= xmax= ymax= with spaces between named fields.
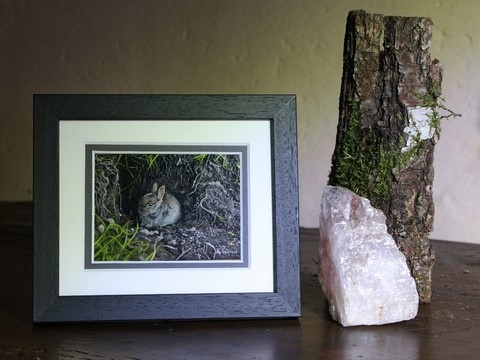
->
xmin=402 ymin=106 xmax=434 ymax=152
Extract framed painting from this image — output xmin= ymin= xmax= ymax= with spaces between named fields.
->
xmin=33 ymin=94 xmax=300 ymax=322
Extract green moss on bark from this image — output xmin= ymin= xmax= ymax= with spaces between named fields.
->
xmin=329 ymin=82 xmax=460 ymax=207
xmin=328 ymin=99 xmax=396 ymax=206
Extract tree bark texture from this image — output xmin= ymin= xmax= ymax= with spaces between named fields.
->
xmin=329 ymin=10 xmax=442 ymax=303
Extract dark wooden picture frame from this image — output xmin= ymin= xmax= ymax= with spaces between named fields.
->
xmin=33 ymin=94 xmax=300 ymax=322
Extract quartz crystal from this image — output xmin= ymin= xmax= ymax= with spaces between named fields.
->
xmin=318 ymin=185 xmax=419 ymax=326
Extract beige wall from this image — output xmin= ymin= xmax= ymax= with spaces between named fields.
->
xmin=1 ymin=0 xmax=479 ymax=243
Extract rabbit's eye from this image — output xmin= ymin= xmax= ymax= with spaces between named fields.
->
xmin=148 ymin=202 xmax=154 ymax=207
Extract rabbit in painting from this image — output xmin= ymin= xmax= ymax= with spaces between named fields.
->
xmin=138 ymin=183 xmax=181 ymax=228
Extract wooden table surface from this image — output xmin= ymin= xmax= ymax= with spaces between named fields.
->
xmin=0 ymin=202 xmax=479 ymax=359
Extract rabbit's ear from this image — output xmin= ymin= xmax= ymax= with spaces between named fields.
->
xmin=157 ymin=185 xmax=166 ymax=199
xmin=151 ymin=182 xmax=158 ymax=193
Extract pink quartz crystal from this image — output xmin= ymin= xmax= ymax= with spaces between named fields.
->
xmin=318 ymin=186 xmax=419 ymax=326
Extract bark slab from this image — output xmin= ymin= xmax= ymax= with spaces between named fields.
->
xmin=328 ymin=10 xmax=442 ymax=303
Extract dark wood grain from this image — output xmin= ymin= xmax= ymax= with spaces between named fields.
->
xmin=33 ymin=94 xmax=300 ymax=322
xmin=1 ymin=203 xmax=479 ymax=359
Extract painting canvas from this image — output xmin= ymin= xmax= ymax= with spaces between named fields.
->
xmin=86 ymin=145 xmax=248 ymax=268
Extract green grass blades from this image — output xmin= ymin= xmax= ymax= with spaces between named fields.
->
xmin=94 ymin=216 xmax=163 ymax=261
